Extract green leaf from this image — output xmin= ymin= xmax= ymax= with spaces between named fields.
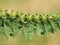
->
xmin=22 ymin=27 xmax=28 ymax=40
xmin=3 ymin=24 xmax=12 ymax=38
xmin=28 ymin=24 xmax=34 ymax=40
xmin=0 ymin=19 xmax=2 ymax=26
xmin=28 ymin=31 xmax=34 ymax=40
xmin=55 ymin=20 xmax=60 ymax=29
xmin=36 ymin=23 xmax=44 ymax=36
xmin=11 ymin=22 xmax=20 ymax=38
xmin=53 ymin=21 xmax=60 ymax=30
xmin=22 ymin=23 xmax=35 ymax=40
xmin=49 ymin=20 xmax=57 ymax=31
xmin=0 ymin=27 xmax=3 ymax=35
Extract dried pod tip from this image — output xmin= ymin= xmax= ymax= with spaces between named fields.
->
xmin=16 ymin=14 xmax=19 ymax=18
xmin=21 ymin=13 xmax=23 ymax=15
xmin=27 ymin=13 xmax=30 ymax=15
xmin=10 ymin=33 xmax=14 ymax=36
xmin=11 ymin=10 xmax=13 ymax=12
xmin=39 ymin=15 xmax=41 ymax=16
xmin=52 ymin=16 xmax=54 ymax=17
xmin=32 ymin=15 xmax=34 ymax=17
xmin=25 ymin=14 xmax=27 ymax=16
xmin=5 ymin=9 xmax=8 ymax=12
xmin=46 ymin=15 xmax=48 ymax=16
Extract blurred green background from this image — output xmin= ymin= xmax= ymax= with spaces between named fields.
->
xmin=0 ymin=0 xmax=60 ymax=45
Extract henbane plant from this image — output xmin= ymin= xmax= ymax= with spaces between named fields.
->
xmin=0 ymin=10 xmax=60 ymax=40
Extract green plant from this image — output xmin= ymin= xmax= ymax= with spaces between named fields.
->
xmin=0 ymin=10 xmax=60 ymax=40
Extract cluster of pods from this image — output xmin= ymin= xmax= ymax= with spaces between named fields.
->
xmin=0 ymin=10 xmax=60 ymax=40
